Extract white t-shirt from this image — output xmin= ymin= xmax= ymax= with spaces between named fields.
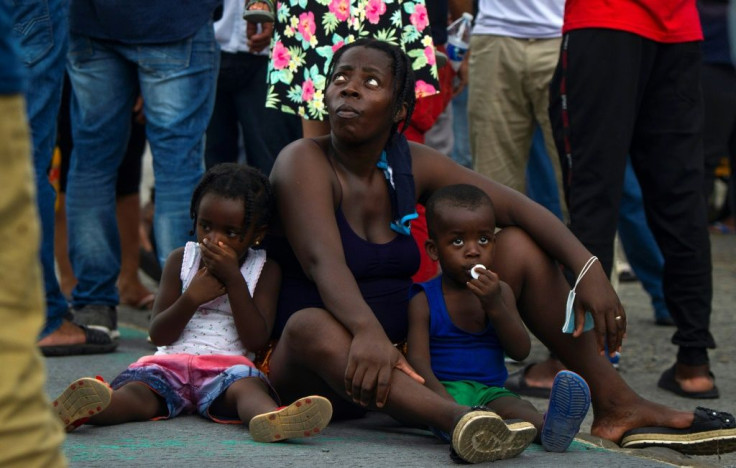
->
xmin=472 ymin=0 xmax=564 ymax=39
xmin=155 ymin=242 xmax=267 ymax=359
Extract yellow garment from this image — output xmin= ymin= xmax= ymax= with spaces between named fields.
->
xmin=0 ymin=95 xmax=66 ymax=468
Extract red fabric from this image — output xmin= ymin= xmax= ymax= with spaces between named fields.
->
xmin=410 ymin=204 xmax=439 ymax=283
xmin=405 ymin=44 xmax=455 ymax=143
xmin=563 ymin=0 xmax=703 ymax=43
xmin=405 ymin=47 xmax=454 ymax=283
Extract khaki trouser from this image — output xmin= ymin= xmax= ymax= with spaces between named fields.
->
xmin=0 ymin=95 xmax=66 ymax=468
xmin=468 ymin=35 xmax=567 ymax=220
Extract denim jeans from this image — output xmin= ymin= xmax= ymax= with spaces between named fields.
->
xmin=451 ymin=86 xmax=472 ymax=169
xmin=618 ymin=158 xmax=671 ymax=321
xmin=13 ymin=0 xmax=69 ymax=337
xmin=66 ymin=21 xmax=219 ymax=307
xmin=526 ymin=127 xmax=564 ymax=221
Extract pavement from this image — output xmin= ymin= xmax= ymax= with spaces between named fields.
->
xmin=43 ymin=233 xmax=736 ymax=467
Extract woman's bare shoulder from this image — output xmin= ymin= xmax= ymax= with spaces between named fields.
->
xmin=271 ymin=136 xmax=340 ymax=208
xmin=271 ymin=137 xmax=331 ymax=181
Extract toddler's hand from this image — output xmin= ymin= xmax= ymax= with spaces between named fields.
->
xmin=466 ymin=267 xmax=504 ymax=310
xmin=200 ymin=239 xmax=241 ymax=286
xmin=186 ymin=267 xmax=226 ymax=305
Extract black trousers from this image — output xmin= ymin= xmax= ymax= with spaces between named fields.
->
xmin=205 ymin=52 xmax=302 ymax=175
xmin=702 ymin=62 xmax=736 ymax=219
xmin=549 ymin=29 xmax=715 ymax=364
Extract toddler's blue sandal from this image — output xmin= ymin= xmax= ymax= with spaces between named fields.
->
xmin=541 ymin=370 xmax=591 ymax=452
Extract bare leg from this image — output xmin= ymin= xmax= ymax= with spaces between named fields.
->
xmin=301 ymin=119 xmax=330 ymax=139
xmin=116 ymin=193 xmax=153 ymax=308
xmin=54 ymin=379 xmax=166 ymax=431
xmin=209 ymin=377 xmax=278 ymax=422
xmin=492 ymin=227 xmax=693 ymax=443
xmin=268 ymin=308 xmax=468 ymax=433
xmin=87 ymin=382 xmax=166 ymax=425
xmin=520 ymin=357 xmax=565 ymax=390
xmin=485 ymin=397 xmax=543 ymax=433
xmin=53 ymin=192 xmax=76 ymax=298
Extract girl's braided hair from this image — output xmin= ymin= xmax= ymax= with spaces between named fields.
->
xmin=189 ymin=163 xmax=274 ymax=239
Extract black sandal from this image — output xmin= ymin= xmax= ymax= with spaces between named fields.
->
xmin=40 ymin=324 xmax=117 ymax=357
xmin=621 ymin=407 xmax=736 ymax=455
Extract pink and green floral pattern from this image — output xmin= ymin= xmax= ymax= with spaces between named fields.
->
xmin=266 ymin=0 xmax=439 ymax=120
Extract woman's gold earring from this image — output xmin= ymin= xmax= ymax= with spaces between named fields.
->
xmin=254 ymin=240 xmax=261 ymax=246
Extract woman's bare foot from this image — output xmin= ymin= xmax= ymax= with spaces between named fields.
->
xmin=590 ymin=394 xmax=694 ymax=443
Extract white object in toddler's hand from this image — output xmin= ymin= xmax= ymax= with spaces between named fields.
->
xmin=470 ymin=264 xmax=486 ymax=280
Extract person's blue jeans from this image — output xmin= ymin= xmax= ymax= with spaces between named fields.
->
xmin=618 ymin=158 xmax=671 ymax=322
xmin=526 ymin=127 xmax=564 ymax=220
xmin=451 ymin=86 xmax=472 ymax=169
xmin=14 ymin=0 xmax=70 ymax=337
xmin=66 ymin=21 xmax=219 ymax=307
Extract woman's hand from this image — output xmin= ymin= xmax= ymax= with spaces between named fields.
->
xmin=344 ymin=327 xmax=424 ymax=408
xmin=572 ymin=261 xmax=626 ymax=356
xmin=199 ymin=239 xmax=242 ymax=286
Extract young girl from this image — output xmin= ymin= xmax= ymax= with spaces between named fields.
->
xmin=52 ymin=163 xmax=332 ymax=442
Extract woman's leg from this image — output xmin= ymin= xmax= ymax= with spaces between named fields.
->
xmin=268 ymin=308 xmax=468 ymax=433
xmin=492 ymin=227 xmax=694 ymax=442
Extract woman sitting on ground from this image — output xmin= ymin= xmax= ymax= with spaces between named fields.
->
xmin=263 ymin=38 xmax=736 ymax=461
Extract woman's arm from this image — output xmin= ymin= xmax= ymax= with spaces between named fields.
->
xmin=412 ymin=143 xmax=625 ymax=355
xmin=271 ymin=139 xmax=422 ymax=407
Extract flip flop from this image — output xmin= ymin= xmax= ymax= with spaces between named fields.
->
xmin=541 ymin=371 xmax=591 ymax=452
xmin=657 ymin=364 xmax=719 ymax=399
xmin=620 ymin=406 xmax=736 ymax=455
xmin=504 ymin=364 xmax=551 ymax=399
xmin=40 ymin=324 xmax=118 ymax=357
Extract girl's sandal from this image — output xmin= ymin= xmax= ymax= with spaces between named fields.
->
xmin=243 ymin=0 xmax=275 ymax=23
xmin=53 ymin=376 xmax=112 ymax=432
